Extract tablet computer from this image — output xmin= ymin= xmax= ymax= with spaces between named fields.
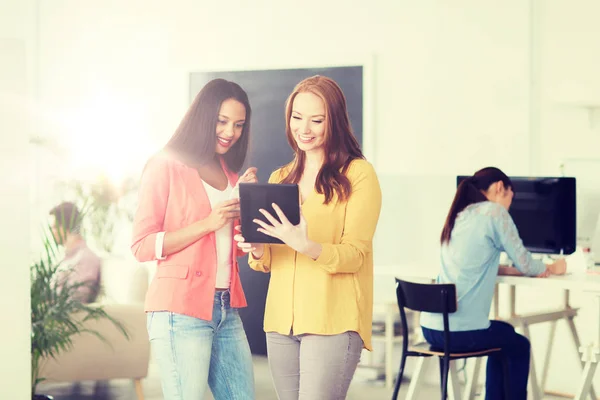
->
xmin=239 ymin=182 xmax=300 ymax=244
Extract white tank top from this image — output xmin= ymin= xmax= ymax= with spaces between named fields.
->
xmin=201 ymin=180 xmax=233 ymax=288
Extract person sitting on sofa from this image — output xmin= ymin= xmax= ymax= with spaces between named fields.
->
xmin=49 ymin=201 xmax=102 ymax=303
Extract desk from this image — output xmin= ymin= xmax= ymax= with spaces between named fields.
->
xmin=380 ymin=271 xmax=600 ymax=399
xmin=495 ymin=274 xmax=600 ymax=400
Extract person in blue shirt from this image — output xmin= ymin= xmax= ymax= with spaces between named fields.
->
xmin=419 ymin=167 xmax=567 ymax=400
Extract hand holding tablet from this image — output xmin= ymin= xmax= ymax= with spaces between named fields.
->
xmin=233 ymin=224 xmax=264 ymax=256
xmin=254 ymin=202 xmax=310 ymax=253
xmin=238 ymin=183 xmax=301 ymax=245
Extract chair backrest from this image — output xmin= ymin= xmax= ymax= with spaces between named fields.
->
xmin=395 ymin=278 xmax=457 ymax=314
xmin=395 ymin=278 xmax=458 ymax=355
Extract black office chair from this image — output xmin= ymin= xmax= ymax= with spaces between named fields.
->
xmin=391 ymin=278 xmax=510 ymax=400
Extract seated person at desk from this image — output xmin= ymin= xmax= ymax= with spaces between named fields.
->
xmin=49 ymin=201 xmax=102 ymax=303
xmin=419 ymin=167 xmax=567 ymax=400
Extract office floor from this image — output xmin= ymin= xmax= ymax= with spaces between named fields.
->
xmin=37 ymin=355 xmax=424 ymax=400
xmin=37 ymin=355 xmax=572 ymax=400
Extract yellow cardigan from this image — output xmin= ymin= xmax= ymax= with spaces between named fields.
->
xmin=248 ymin=159 xmax=382 ymax=350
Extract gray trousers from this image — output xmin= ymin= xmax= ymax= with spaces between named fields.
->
xmin=266 ymin=331 xmax=363 ymax=400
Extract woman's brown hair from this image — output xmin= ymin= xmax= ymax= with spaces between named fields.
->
xmin=165 ymin=78 xmax=251 ymax=172
xmin=280 ymin=75 xmax=364 ymax=203
xmin=440 ymin=167 xmax=513 ymax=244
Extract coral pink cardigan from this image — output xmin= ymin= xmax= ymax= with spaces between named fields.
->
xmin=131 ymin=152 xmax=247 ymax=320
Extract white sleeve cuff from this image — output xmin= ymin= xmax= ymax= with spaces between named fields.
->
xmin=155 ymin=232 xmax=166 ymax=260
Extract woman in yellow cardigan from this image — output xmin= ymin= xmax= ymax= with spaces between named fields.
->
xmin=234 ymin=75 xmax=382 ymax=400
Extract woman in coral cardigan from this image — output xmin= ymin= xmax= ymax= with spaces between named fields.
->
xmin=131 ymin=79 xmax=257 ymax=400
xmin=235 ymin=76 xmax=382 ymax=400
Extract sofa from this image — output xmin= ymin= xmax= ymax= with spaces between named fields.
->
xmin=39 ymin=255 xmax=151 ymax=400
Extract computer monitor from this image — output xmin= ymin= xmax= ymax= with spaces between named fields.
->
xmin=456 ymin=176 xmax=577 ymax=255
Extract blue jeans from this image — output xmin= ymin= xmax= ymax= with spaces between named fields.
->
xmin=147 ymin=290 xmax=255 ymax=400
xmin=422 ymin=320 xmax=530 ymax=400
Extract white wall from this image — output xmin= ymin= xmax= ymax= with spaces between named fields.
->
xmin=33 ymin=0 xmax=534 ymax=257
xmin=0 ymin=0 xmax=36 ymax=397
xmin=36 ymin=0 xmax=533 ymax=176
xmin=33 ymin=0 xmax=600 ymax=395
xmin=523 ymin=0 xmax=600 ymax=393
xmin=538 ymin=0 xmax=600 ymax=173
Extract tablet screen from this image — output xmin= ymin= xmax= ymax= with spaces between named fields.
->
xmin=239 ymin=183 xmax=300 ymax=244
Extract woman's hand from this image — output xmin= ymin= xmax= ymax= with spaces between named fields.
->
xmin=253 ymin=203 xmax=321 ymax=259
xmin=206 ymin=199 xmax=240 ymax=232
xmin=233 ymin=225 xmax=264 ymax=258
xmin=253 ymin=203 xmax=308 ymax=252
xmin=547 ymin=258 xmax=567 ymax=275
xmin=237 ymin=167 xmax=258 ymax=185
xmin=537 ymin=268 xmax=551 ymax=278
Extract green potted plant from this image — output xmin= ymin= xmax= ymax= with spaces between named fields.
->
xmin=30 ymin=226 xmax=129 ymax=399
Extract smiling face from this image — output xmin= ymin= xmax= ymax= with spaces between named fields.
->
xmin=215 ymin=98 xmax=247 ymax=155
xmin=289 ymin=91 xmax=327 ymax=154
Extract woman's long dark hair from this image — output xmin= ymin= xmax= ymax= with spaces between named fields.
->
xmin=165 ymin=78 xmax=251 ymax=172
xmin=280 ymin=76 xmax=364 ymax=204
xmin=440 ymin=167 xmax=513 ymax=244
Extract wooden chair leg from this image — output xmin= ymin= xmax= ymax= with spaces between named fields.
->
xmin=440 ymin=356 xmax=450 ymax=400
xmin=392 ymin=353 xmax=409 ymax=400
xmin=134 ymin=378 xmax=144 ymax=400
xmin=438 ymin=357 xmax=444 ymax=391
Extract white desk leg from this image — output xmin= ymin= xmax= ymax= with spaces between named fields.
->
xmin=385 ymin=306 xmax=395 ymax=389
xmin=574 ymin=358 xmax=599 ymax=400
xmin=462 ymin=357 xmax=482 ymax=400
xmin=566 ymin=315 xmax=598 ymax=400
xmin=540 ymin=319 xmax=557 ymax=392
xmin=406 ymin=357 xmax=431 ymax=400
xmin=449 ymin=361 xmax=462 ymax=400
xmin=510 ymin=285 xmax=516 ymax=317
xmin=521 ymin=324 xmax=542 ymax=400
xmin=573 ymin=294 xmax=600 ymax=400
xmin=493 ymin=283 xmax=500 ymax=319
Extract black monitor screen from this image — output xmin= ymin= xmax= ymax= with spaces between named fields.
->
xmin=456 ymin=176 xmax=576 ymax=255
